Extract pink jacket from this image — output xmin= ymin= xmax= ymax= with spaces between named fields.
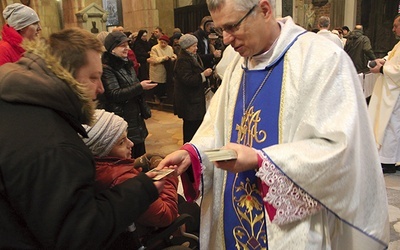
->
xmin=0 ymin=24 xmax=25 ymax=66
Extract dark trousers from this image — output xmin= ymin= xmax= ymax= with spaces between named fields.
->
xmin=132 ymin=142 xmax=146 ymax=158
xmin=183 ymin=119 xmax=203 ymax=143
xmin=154 ymin=83 xmax=167 ymax=98
xmin=382 ymin=163 xmax=396 ymax=173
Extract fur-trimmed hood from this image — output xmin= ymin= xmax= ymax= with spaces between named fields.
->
xmin=0 ymin=39 xmax=96 ymax=134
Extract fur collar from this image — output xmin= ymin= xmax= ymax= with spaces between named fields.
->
xmin=102 ymin=51 xmax=133 ymax=70
xmin=0 ymin=39 xmax=96 ymax=127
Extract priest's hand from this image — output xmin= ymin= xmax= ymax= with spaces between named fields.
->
xmin=157 ymin=150 xmax=191 ymax=176
xmin=214 ymin=143 xmax=258 ymax=173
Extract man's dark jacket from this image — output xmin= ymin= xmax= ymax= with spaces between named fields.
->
xmin=193 ymin=28 xmax=215 ymax=69
xmin=0 ymin=42 xmax=158 ymax=248
xmin=344 ymin=29 xmax=376 ymax=73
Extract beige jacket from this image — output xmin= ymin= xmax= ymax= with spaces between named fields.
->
xmin=148 ymin=43 xmax=176 ymax=83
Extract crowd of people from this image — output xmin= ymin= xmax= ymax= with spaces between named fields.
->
xmin=0 ymin=0 xmax=397 ymax=249
xmin=93 ymin=19 xmax=227 ymax=144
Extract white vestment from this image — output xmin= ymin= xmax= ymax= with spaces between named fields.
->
xmin=368 ymin=41 xmax=400 ymax=163
xmin=215 ymin=45 xmax=238 ymax=80
xmin=317 ymin=29 xmax=344 ymax=49
xmin=190 ymin=17 xmax=389 ymax=249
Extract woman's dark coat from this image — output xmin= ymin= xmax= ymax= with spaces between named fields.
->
xmin=132 ymin=30 xmax=151 ymax=80
xmin=101 ymin=52 xmax=148 ymax=144
xmin=174 ymin=50 xmax=207 ymax=121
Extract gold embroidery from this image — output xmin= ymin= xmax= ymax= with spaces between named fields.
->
xmin=229 ymin=67 xmax=273 ymax=249
xmin=236 ymin=106 xmax=267 ymax=147
xmin=232 ymin=176 xmax=267 ymax=250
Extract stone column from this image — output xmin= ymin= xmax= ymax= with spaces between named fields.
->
xmin=330 ymin=0 xmax=345 ymax=29
xmin=275 ymin=0 xmax=283 ymax=18
xmin=343 ymin=0 xmax=356 ymax=29
xmin=293 ymin=0 xmax=306 ymax=28
xmin=0 ymin=0 xmax=6 ymax=27
xmin=62 ymin=0 xmax=85 ymax=29
xmin=122 ymin=0 xmax=174 ymax=35
xmin=156 ymin=0 xmax=174 ymax=36
xmin=35 ymin=0 xmax=62 ymax=37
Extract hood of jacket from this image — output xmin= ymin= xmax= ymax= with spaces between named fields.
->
xmin=347 ymin=30 xmax=363 ymax=40
xmin=0 ymin=24 xmax=24 ymax=54
xmin=0 ymin=39 xmax=96 ymax=130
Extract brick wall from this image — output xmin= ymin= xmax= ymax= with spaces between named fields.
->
xmin=314 ymin=2 xmax=332 ymax=26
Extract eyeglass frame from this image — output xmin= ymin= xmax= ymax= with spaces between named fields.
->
xmin=214 ymin=4 xmax=258 ymax=36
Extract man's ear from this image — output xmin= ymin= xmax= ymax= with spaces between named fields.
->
xmin=259 ymin=0 xmax=273 ymax=18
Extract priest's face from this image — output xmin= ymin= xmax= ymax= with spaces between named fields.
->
xmin=210 ymin=0 xmax=276 ymax=58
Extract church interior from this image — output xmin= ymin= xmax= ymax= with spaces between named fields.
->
xmin=0 ymin=0 xmax=397 ymax=56
xmin=1 ymin=0 xmax=400 ymax=249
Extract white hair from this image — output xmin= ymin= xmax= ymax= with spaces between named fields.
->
xmin=207 ymin=0 xmax=275 ymax=13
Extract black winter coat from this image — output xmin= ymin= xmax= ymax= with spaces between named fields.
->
xmin=174 ymin=50 xmax=207 ymax=121
xmin=0 ymin=48 xmax=158 ymax=248
xmin=101 ymin=52 xmax=149 ymax=144
xmin=132 ymin=33 xmax=151 ymax=80
xmin=132 ymin=35 xmax=151 ymax=64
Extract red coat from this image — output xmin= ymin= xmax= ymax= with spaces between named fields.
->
xmin=94 ymin=157 xmax=179 ymax=228
xmin=0 ymin=24 xmax=24 ymax=66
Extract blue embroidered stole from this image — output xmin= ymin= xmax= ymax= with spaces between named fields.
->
xmin=224 ymin=56 xmax=284 ymax=249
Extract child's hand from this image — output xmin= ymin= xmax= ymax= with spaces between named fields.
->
xmin=145 ymin=171 xmax=166 ymax=194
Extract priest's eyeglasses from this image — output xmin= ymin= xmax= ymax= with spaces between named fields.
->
xmin=214 ymin=4 xmax=257 ymax=36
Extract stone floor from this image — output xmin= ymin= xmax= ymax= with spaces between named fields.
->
xmin=145 ymin=108 xmax=400 ymax=249
xmin=145 ymin=108 xmax=183 ymax=157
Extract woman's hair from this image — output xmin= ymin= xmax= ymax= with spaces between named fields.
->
xmin=333 ymin=27 xmax=343 ymax=35
xmin=48 ymin=28 xmax=103 ymax=77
